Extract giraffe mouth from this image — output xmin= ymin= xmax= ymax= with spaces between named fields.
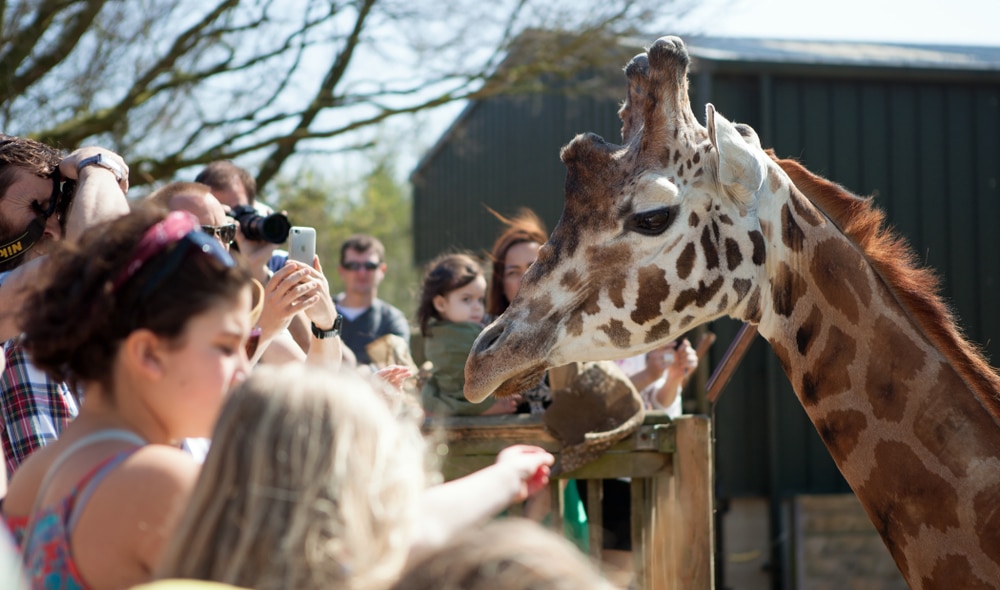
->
xmin=464 ymin=315 xmax=555 ymax=403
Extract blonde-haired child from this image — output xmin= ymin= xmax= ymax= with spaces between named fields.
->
xmin=157 ymin=364 xmax=552 ymax=590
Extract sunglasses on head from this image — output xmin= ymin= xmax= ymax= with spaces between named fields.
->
xmin=112 ymin=212 xmax=236 ymax=298
xmin=138 ymin=230 xmax=235 ymax=299
xmin=202 ymin=223 xmax=237 ymax=244
xmin=341 ymin=261 xmax=380 ymax=271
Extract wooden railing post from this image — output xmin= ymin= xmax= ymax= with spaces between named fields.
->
xmin=428 ymin=413 xmax=715 ymax=589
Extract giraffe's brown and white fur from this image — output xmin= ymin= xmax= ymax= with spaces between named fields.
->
xmin=464 ymin=36 xmax=1000 ymax=589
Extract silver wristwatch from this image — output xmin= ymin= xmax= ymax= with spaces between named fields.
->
xmin=77 ymin=153 xmax=126 ymax=183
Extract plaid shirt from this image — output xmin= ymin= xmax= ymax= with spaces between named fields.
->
xmin=1 ymin=339 xmax=78 ymax=474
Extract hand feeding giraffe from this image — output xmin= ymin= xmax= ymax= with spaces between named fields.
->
xmin=464 ymin=36 xmax=1000 ymax=589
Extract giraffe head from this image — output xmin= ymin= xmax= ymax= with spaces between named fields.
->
xmin=465 ymin=36 xmax=775 ymax=402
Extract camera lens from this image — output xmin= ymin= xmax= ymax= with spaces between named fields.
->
xmin=259 ymin=213 xmax=291 ymax=243
xmin=230 ymin=206 xmax=290 ymax=244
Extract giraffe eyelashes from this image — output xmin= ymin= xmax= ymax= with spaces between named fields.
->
xmin=625 ymin=206 xmax=677 ymax=236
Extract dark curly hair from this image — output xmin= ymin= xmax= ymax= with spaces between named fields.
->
xmin=415 ymin=252 xmax=485 ymax=337
xmin=20 ymin=206 xmax=253 ymax=392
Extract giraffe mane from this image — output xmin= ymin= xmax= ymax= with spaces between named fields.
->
xmin=768 ymin=150 xmax=1000 ymax=423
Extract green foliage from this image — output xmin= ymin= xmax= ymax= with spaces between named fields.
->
xmin=270 ymin=159 xmax=420 ymax=323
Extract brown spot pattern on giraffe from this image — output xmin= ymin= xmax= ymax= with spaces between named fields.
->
xmin=526 ymin=293 xmax=554 ymax=325
xmin=644 ymin=319 xmax=672 ymax=344
xmin=914 ymin=365 xmax=1000 ymax=479
xmin=920 ymin=554 xmax=995 ymax=590
xmin=673 ymin=276 xmax=725 ymax=312
xmin=810 ymin=238 xmax=872 ymax=322
xmin=744 ymin=285 xmax=763 ymax=323
xmin=560 ymin=268 xmax=583 ymax=292
xmin=688 ymin=211 xmax=700 ymax=227
xmin=816 ymin=409 xmax=868 ymax=465
xmin=767 ymin=166 xmax=784 ymax=194
xmin=972 ymin=481 xmax=1000 ymax=570
xmin=771 ymin=262 xmax=808 ymax=317
xmin=795 ymin=305 xmax=823 ymax=356
xmin=732 ymin=277 xmax=752 ymax=303
xmin=565 ymin=310 xmax=583 ymax=338
xmin=700 ymin=225 xmax=719 ymax=270
xmin=781 ymin=203 xmax=805 ymax=252
xmin=632 ymin=265 xmax=670 ymax=325
xmin=862 ymin=440 xmax=961 ymax=544
xmin=749 ymin=230 xmax=766 ymax=265
xmin=585 ymin=242 xmax=633 ymax=309
xmin=800 ymin=325 xmax=856 ymax=406
xmin=599 ymin=319 xmax=631 ymax=349
xmin=714 ymin=293 xmax=729 ymax=314
xmin=864 ymin=315 xmax=925 ymax=423
xmin=676 ymin=242 xmax=696 ymax=280
xmin=724 ymin=238 xmax=742 ymax=271
xmin=790 ymin=186 xmax=824 ymax=226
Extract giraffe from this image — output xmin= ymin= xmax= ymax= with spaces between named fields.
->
xmin=464 ymin=36 xmax=1000 ymax=589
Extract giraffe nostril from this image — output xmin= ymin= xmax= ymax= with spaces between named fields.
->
xmin=472 ymin=322 xmax=504 ymax=355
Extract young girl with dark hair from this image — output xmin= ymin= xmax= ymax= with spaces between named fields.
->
xmin=415 ymin=253 xmax=517 ymax=416
xmin=2 ymin=207 xmax=254 ymax=589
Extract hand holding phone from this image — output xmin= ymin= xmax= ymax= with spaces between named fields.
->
xmin=288 ymin=226 xmax=316 ymax=265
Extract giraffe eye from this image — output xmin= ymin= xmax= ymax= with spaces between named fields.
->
xmin=626 ymin=207 xmax=675 ymax=236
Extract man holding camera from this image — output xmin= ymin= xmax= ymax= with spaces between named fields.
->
xmin=0 ymin=135 xmax=130 ymax=472
xmin=194 ymin=161 xmax=285 ymax=284
xmin=195 ymin=161 xmax=317 ymax=358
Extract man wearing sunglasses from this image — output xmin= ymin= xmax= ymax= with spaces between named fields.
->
xmin=0 ymin=135 xmax=130 ymax=473
xmin=146 ymin=182 xmax=236 ymax=250
xmin=335 ymin=234 xmax=410 ymax=366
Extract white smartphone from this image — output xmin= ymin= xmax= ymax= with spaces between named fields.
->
xmin=288 ymin=226 xmax=316 ymax=265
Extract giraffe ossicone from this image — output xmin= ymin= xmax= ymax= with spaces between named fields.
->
xmin=464 ymin=35 xmax=1000 ymax=589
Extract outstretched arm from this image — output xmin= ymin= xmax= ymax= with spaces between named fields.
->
xmin=411 ymin=445 xmax=553 ymax=554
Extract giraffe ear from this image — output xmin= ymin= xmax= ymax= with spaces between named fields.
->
xmin=706 ymin=104 xmax=765 ymax=205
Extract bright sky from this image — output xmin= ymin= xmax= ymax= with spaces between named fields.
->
xmin=678 ymin=0 xmax=1000 ymax=46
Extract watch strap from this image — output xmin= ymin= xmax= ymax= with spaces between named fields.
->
xmin=311 ymin=314 xmax=343 ymax=339
xmin=77 ymin=153 xmax=125 ymax=183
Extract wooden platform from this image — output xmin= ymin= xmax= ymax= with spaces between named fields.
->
xmin=425 ymin=412 xmax=715 ymax=589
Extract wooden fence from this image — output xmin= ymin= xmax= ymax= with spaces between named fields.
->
xmin=427 ymin=412 xmax=715 ymax=589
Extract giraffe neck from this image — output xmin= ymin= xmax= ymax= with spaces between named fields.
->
xmin=747 ymin=163 xmax=1000 ymax=589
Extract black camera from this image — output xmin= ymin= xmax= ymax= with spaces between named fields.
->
xmin=229 ymin=205 xmax=291 ymax=244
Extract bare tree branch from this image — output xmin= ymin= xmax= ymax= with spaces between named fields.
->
xmin=256 ymin=0 xmax=377 ymax=188
xmin=2 ymin=0 xmax=702 ymax=190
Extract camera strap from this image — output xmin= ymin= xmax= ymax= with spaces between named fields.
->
xmin=0 ymin=218 xmax=45 ymax=272
xmin=0 ymin=170 xmax=72 ymax=272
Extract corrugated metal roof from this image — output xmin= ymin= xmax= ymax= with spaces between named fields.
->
xmin=679 ymin=35 xmax=1000 ymax=71
xmin=414 ymin=34 xmax=1000 ymax=182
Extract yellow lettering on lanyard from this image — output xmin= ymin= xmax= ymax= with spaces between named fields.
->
xmin=0 ymin=240 xmax=24 ymax=259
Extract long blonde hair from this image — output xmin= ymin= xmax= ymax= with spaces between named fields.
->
xmin=157 ymin=365 xmax=428 ymax=590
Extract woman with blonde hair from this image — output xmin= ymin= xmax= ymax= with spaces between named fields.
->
xmin=157 ymin=364 xmax=553 ymax=590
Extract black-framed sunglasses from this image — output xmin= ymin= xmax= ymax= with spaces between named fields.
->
xmin=202 ymin=223 xmax=237 ymax=244
xmin=341 ymin=261 xmax=380 ymax=271
xmin=138 ymin=231 xmax=236 ymax=299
